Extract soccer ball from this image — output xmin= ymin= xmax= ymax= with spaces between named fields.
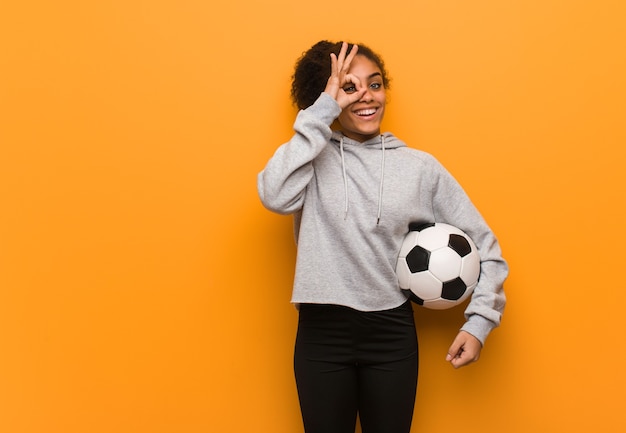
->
xmin=396 ymin=222 xmax=480 ymax=310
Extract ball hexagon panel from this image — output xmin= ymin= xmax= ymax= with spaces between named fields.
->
xmin=428 ymin=247 xmax=462 ymax=282
xmin=396 ymin=258 xmax=412 ymax=289
xmin=459 ymin=251 xmax=481 ymax=284
xmin=415 ymin=227 xmax=450 ymax=251
xmin=408 ymin=271 xmax=443 ymax=301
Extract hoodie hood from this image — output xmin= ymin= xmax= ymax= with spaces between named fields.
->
xmin=329 ymin=131 xmax=406 ymax=224
xmin=330 ymin=131 xmax=406 ymax=149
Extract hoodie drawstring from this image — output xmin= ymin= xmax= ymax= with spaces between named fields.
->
xmin=339 ymin=135 xmax=386 ymax=224
xmin=339 ymin=137 xmax=349 ymax=220
xmin=377 ymin=135 xmax=386 ymax=225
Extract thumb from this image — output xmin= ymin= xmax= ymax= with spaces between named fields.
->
xmin=446 ymin=338 xmax=462 ymax=362
xmin=337 ymin=87 xmax=367 ymax=110
xmin=348 ymin=87 xmax=368 ymax=104
xmin=445 ymin=331 xmax=482 ymax=368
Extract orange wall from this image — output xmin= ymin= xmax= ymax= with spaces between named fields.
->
xmin=1 ymin=1 xmax=625 ymax=432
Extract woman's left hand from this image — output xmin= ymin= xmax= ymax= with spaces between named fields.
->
xmin=445 ymin=331 xmax=482 ymax=368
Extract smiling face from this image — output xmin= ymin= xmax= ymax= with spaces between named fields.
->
xmin=337 ymin=54 xmax=387 ymax=142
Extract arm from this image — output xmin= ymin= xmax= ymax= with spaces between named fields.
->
xmin=429 ymin=161 xmax=508 ymax=367
xmin=257 ymin=94 xmax=340 ymax=214
xmin=258 ymin=42 xmax=368 ymax=214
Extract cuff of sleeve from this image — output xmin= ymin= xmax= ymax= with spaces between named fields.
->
xmin=308 ymin=92 xmax=341 ymax=122
xmin=460 ymin=314 xmax=498 ymax=346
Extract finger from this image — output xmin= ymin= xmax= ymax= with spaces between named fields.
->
xmin=345 ymin=90 xmax=367 ymax=107
xmin=447 ymin=344 xmax=480 ymax=369
xmin=335 ymin=42 xmax=349 ymax=70
xmin=446 ymin=348 xmax=462 ymax=363
xmin=445 ymin=338 xmax=463 ymax=362
xmin=342 ymin=74 xmax=366 ymax=99
xmin=342 ymin=73 xmax=361 ymax=87
xmin=452 ymin=350 xmax=479 ymax=368
xmin=446 ymin=345 xmax=467 ymax=368
xmin=451 ymin=354 xmax=469 ymax=369
xmin=343 ymin=44 xmax=359 ymax=71
xmin=329 ymin=52 xmax=338 ymax=77
xmin=339 ymin=44 xmax=359 ymax=76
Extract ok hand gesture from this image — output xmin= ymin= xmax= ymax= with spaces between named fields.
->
xmin=324 ymin=42 xmax=367 ymax=109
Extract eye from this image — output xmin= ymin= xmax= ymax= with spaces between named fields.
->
xmin=343 ymin=85 xmax=357 ymax=94
xmin=370 ymin=82 xmax=382 ymax=90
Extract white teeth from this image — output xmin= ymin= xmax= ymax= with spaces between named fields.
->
xmin=355 ymin=108 xmax=376 ymax=116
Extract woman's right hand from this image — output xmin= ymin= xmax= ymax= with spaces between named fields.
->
xmin=324 ymin=42 xmax=367 ymax=109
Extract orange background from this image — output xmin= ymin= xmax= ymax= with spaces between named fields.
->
xmin=1 ymin=1 xmax=625 ymax=432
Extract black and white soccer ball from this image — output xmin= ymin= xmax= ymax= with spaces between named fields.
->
xmin=396 ymin=222 xmax=480 ymax=310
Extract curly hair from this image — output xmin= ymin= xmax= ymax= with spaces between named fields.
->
xmin=290 ymin=40 xmax=391 ymax=110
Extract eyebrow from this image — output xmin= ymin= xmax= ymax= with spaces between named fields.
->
xmin=368 ymin=72 xmax=382 ymax=79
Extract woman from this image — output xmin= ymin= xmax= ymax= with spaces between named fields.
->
xmin=257 ymin=40 xmax=508 ymax=433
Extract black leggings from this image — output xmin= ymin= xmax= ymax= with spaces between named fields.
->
xmin=294 ymin=301 xmax=418 ymax=433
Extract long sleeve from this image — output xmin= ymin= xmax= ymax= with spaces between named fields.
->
xmin=430 ymin=164 xmax=508 ymax=344
xmin=258 ymin=93 xmax=341 ymax=215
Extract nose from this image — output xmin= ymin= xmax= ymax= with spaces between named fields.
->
xmin=359 ymin=87 xmax=374 ymax=102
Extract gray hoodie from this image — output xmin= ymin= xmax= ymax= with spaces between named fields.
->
xmin=258 ymin=93 xmax=507 ymax=344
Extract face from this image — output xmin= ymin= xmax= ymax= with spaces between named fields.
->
xmin=337 ymin=55 xmax=387 ymax=142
